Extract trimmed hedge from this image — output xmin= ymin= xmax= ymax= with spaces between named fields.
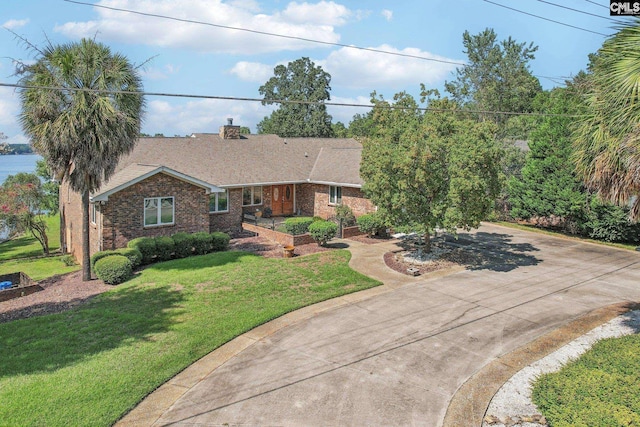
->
xmin=210 ymin=231 xmax=230 ymax=252
xmin=357 ymin=212 xmax=387 ymax=236
xmin=308 ymin=220 xmax=338 ymax=246
xmin=115 ymin=247 xmax=143 ymax=268
xmin=90 ymin=250 xmax=117 ymax=270
xmin=192 ymin=232 xmax=213 ymax=255
xmin=127 ymin=237 xmax=156 ymax=265
xmin=172 ymin=232 xmax=194 ymax=258
xmin=284 ymin=217 xmax=314 ymax=235
xmin=154 ymin=236 xmax=175 ymax=261
xmin=94 ymin=255 xmax=133 ymax=285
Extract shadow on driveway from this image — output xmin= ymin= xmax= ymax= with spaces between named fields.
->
xmin=441 ymin=231 xmax=542 ymax=272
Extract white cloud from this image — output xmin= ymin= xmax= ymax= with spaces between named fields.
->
xmin=0 ymin=87 xmax=21 ymax=127
xmin=381 ymin=9 xmax=393 ymax=21
xmin=321 ymin=44 xmax=462 ymax=90
xmin=280 ymin=1 xmax=352 ymax=26
xmin=140 ymin=63 xmax=182 ymax=80
xmin=2 ymin=19 xmax=29 ymax=30
xmin=143 ymin=98 xmax=274 ymax=135
xmin=229 ymin=61 xmax=275 ymax=83
xmin=55 ymin=0 xmax=353 ymax=55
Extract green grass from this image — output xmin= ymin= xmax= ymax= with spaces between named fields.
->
xmin=492 ymin=221 xmax=639 ymax=251
xmin=532 ymin=334 xmax=640 ymax=426
xmin=0 ymin=250 xmax=380 ymax=426
xmin=0 ymin=214 xmax=79 ymax=279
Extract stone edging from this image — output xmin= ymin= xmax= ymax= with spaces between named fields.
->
xmin=442 ymin=301 xmax=640 ymax=427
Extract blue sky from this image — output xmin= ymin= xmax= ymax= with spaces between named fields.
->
xmin=0 ymin=0 xmax=621 ymax=142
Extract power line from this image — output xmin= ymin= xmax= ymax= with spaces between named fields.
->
xmin=483 ymin=0 xmax=611 ymax=36
xmin=1 ymin=81 xmax=586 ymax=118
xmin=535 ymin=0 xmax=625 ymax=24
xmin=63 ymin=0 xmax=570 ymax=84
xmin=63 ymin=0 xmax=467 ymax=67
xmin=584 ymin=0 xmax=609 ymax=10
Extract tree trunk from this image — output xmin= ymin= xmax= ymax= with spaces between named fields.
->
xmin=81 ymin=190 xmax=91 ymax=281
xmin=423 ymin=231 xmax=432 ymax=253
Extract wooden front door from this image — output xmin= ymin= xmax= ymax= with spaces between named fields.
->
xmin=271 ymin=184 xmax=294 ymax=216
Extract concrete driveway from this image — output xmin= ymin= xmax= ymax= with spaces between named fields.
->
xmin=125 ymin=223 xmax=640 ymax=426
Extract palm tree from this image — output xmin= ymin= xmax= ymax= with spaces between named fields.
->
xmin=573 ymin=18 xmax=640 ymax=220
xmin=19 ymin=39 xmax=144 ymax=280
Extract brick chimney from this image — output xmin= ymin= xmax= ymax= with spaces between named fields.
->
xmin=220 ymin=118 xmax=240 ymax=139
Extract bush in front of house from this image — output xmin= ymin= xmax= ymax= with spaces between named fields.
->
xmin=357 ymin=212 xmax=387 ymax=237
xmin=115 ymin=247 xmax=143 ymax=268
xmin=308 ymin=220 xmax=338 ymax=246
xmin=335 ymin=205 xmax=356 ymax=227
xmin=94 ymin=255 xmax=133 ymax=285
xmin=154 ymin=236 xmax=175 ymax=261
xmin=192 ymin=232 xmax=214 ymax=255
xmin=91 ymin=250 xmax=117 ymax=270
xmin=284 ymin=217 xmax=314 ymax=235
xmin=172 ymin=232 xmax=195 ymax=258
xmin=127 ymin=237 xmax=156 ymax=265
xmin=210 ymin=231 xmax=230 ymax=252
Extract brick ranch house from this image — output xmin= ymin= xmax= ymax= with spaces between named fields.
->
xmin=60 ymin=121 xmax=375 ymax=264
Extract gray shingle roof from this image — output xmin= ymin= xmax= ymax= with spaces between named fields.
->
xmin=92 ymin=133 xmax=363 ymax=198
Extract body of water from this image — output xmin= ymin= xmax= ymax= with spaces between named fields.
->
xmin=0 ymin=154 xmax=42 ymax=184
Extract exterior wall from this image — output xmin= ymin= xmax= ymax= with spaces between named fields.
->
xmin=209 ymin=188 xmax=243 ymax=233
xmin=59 ymin=180 xmax=87 ymax=264
xmin=242 ymin=223 xmax=316 ymax=247
xmin=295 ymin=184 xmax=375 ymax=219
xmin=100 ymin=173 xmax=209 ymax=252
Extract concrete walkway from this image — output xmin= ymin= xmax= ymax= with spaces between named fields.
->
xmin=118 ymin=223 xmax=640 ymax=426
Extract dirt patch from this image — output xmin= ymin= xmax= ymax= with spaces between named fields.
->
xmin=384 ymin=251 xmax=458 ymax=276
xmin=348 ymin=234 xmax=392 ymax=244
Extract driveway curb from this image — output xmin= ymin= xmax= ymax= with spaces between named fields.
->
xmin=442 ymin=301 xmax=640 ymax=427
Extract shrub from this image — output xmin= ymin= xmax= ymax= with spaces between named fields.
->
xmin=154 ymin=236 xmax=175 ymax=261
xmin=172 ymin=232 xmax=194 ymax=258
xmin=127 ymin=237 xmax=156 ymax=265
xmin=335 ymin=205 xmax=356 ymax=227
xmin=192 ymin=232 xmax=214 ymax=255
xmin=210 ymin=232 xmax=230 ymax=252
xmin=284 ymin=217 xmax=314 ymax=235
xmin=60 ymin=254 xmax=77 ymax=266
xmin=308 ymin=220 xmax=338 ymax=246
xmin=357 ymin=212 xmax=387 ymax=237
xmin=115 ymin=247 xmax=143 ymax=268
xmin=94 ymin=255 xmax=132 ymax=285
xmin=90 ymin=250 xmax=117 ymax=270
xmin=585 ymin=199 xmax=640 ymax=243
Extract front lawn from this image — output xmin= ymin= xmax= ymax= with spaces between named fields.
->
xmin=0 ymin=214 xmax=79 ymax=279
xmin=0 ymin=250 xmax=380 ymax=426
xmin=532 ymin=334 xmax=640 ymax=426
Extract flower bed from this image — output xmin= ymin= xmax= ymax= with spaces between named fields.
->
xmin=0 ymin=272 xmax=42 ymax=303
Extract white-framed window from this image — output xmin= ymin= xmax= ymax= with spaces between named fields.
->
xmin=144 ymin=196 xmax=174 ymax=226
xmin=329 ymin=186 xmax=342 ymax=205
xmin=242 ymin=186 xmax=262 ymax=206
xmin=91 ymin=203 xmax=97 ymax=224
xmin=209 ymin=189 xmax=229 ymax=213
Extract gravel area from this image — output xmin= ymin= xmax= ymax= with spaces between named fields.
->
xmin=483 ymin=310 xmax=640 ymax=427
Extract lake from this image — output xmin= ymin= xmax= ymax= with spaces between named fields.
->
xmin=0 ymin=154 xmax=42 ymax=184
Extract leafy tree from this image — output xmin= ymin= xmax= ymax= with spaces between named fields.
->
xmin=35 ymin=159 xmax=59 ymax=214
xmin=239 ymin=126 xmax=251 ymax=135
xmin=508 ymin=87 xmax=587 ymax=229
xmin=19 ymin=38 xmax=144 ymax=280
xmin=360 ymin=92 xmax=502 ymax=251
xmin=0 ymin=175 xmax=49 ymax=254
xmin=348 ymin=110 xmax=376 ymax=139
xmin=445 ymin=28 xmax=542 ymax=127
xmin=332 ymin=121 xmax=349 ymax=138
xmin=573 ymin=19 xmax=640 ymax=220
xmin=257 ymin=57 xmax=334 ymax=137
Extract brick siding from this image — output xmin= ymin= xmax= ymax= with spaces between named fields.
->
xmin=295 ymin=184 xmax=374 ymax=219
xmin=209 ymin=188 xmax=244 ymax=233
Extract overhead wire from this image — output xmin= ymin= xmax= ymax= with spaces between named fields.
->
xmin=483 ymin=0 xmax=611 ymax=36
xmin=63 ymin=0 xmax=570 ymax=82
xmin=534 ymin=0 xmax=626 ymax=24
xmin=0 ymin=81 xmax=587 ymax=118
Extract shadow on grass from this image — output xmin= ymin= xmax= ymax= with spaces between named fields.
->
xmin=0 ymin=238 xmax=45 ymax=261
xmin=440 ymin=231 xmax=542 ymax=272
xmin=142 ymin=251 xmax=258 ymax=273
xmin=0 ymin=284 xmax=184 ymax=378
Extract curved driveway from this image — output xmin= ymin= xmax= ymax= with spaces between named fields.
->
xmin=127 ymin=223 xmax=640 ymax=426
